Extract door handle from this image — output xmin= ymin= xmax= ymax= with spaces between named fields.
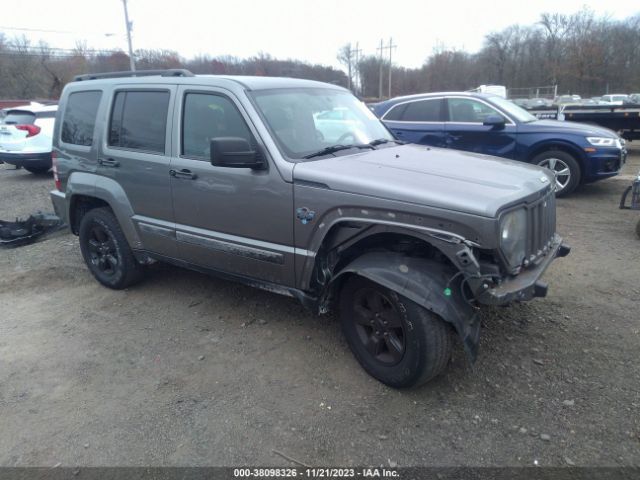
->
xmin=169 ymin=169 xmax=197 ymax=180
xmin=99 ymin=158 xmax=120 ymax=167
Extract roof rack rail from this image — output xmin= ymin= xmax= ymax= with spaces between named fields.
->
xmin=73 ymin=69 xmax=195 ymax=82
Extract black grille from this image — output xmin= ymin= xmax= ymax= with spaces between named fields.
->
xmin=526 ymin=189 xmax=556 ymax=263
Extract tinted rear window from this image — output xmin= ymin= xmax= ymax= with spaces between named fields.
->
xmin=401 ymin=99 xmax=441 ymax=122
xmin=108 ymin=90 xmax=170 ymax=153
xmin=3 ymin=110 xmax=36 ymax=125
xmin=61 ymin=91 xmax=102 ymax=146
xmin=383 ymin=103 xmax=407 ymax=121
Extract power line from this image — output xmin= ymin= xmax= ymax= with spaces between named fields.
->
xmin=0 ymin=26 xmax=115 ymax=37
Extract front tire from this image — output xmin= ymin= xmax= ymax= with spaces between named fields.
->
xmin=339 ymin=276 xmax=453 ymax=388
xmin=533 ymin=150 xmax=581 ymax=197
xmin=78 ymin=207 xmax=144 ymax=289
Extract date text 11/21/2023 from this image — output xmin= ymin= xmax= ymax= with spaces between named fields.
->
xmin=233 ymin=467 xmax=399 ymax=478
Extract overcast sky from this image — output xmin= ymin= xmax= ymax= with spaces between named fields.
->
xmin=1 ymin=0 xmax=635 ymax=69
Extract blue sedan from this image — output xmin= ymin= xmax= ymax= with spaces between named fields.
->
xmin=372 ymin=92 xmax=627 ymax=196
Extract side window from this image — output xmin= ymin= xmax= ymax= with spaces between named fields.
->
xmin=400 ymin=99 xmax=441 ymax=122
xmin=61 ymin=91 xmax=102 ymax=146
xmin=382 ymin=103 xmax=407 ymax=121
xmin=448 ymin=98 xmax=504 ymax=123
xmin=108 ymin=90 xmax=170 ymax=153
xmin=182 ymin=93 xmax=253 ymax=159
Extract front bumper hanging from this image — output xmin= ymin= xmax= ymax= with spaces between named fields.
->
xmin=478 ymin=235 xmax=571 ymax=306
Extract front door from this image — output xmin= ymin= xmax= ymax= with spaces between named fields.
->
xmin=169 ymin=87 xmax=295 ymax=287
xmin=444 ymin=97 xmax=517 ymax=159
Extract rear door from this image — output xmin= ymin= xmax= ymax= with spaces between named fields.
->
xmin=99 ymin=85 xmax=177 ymax=257
xmin=381 ymin=98 xmax=445 ymax=146
xmin=444 ymin=97 xmax=517 ymax=158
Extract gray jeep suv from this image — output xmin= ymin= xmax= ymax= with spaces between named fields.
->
xmin=50 ymin=69 xmax=569 ymax=388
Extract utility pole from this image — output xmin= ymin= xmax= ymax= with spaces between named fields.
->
xmin=122 ymin=0 xmax=136 ymax=71
xmin=352 ymin=42 xmax=362 ymax=96
xmin=345 ymin=43 xmax=352 ymax=91
xmin=387 ymin=37 xmax=397 ymax=99
xmin=377 ymin=39 xmax=384 ymax=100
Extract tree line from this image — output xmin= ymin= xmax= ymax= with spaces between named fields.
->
xmin=0 ymin=8 xmax=638 ymax=101
xmin=348 ymin=9 xmax=640 ymax=99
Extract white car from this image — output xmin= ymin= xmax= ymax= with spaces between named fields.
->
xmin=0 ymin=102 xmax=57 ymax=173
xmin=600 ymin=94 xmax=630 ymax=106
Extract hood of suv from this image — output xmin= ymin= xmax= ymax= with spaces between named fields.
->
xmin=520 ymin=119 xmax=618 ymax=138
xmin=293 ymin=144 xmax=553 ymax=218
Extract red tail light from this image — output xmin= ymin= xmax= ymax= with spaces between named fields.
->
xmin=15 ymin=124 xmax=41 ymax=137
xmin=52 ymin=152 xmax=62 ymax=191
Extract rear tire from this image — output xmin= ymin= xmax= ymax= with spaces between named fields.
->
xmin=533 ymin=150 xmax=581 ymax=197
xmin=339 ymin=275 xmax=453 ymax=388
xmin=78 ymin=207 xmax=144 ymax=289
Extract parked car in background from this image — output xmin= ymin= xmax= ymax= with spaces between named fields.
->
xmin=522 ymin=98 xmax=553 ymax=108
xmin=629 ymin=94 xmax=640 ymax=104
xmin=50 ymin=70 xmax=569 ymax=388
xmin=600 ymin=94 xmax=630 ymax=105
xmin=0 ymin=103 xmax=57 ymax=173
xmin=373 ymin=92 xmax=626 ymax=196
xmin=553 ymin=95 xmax=582 ymax=106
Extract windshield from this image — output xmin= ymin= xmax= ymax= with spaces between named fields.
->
xmin=250 ymin=88 xmax=394 ymax=160
xmin=491 ymin=97 xmax=538 ymax=123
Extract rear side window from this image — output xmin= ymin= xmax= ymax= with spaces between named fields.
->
xmin=382 ymin=103 xmax=407 ymax=121
xmin=182 ymin=93 xmax=253 ymax=159
xmin=400 ymin=99 xmax=441 ymax=122
xmin=61 ymin=91 xmax=102 ymax=146
xmin=3 ymin=110 xmax=36 ymax=125
xmin=109 ymin=91 xmax=170 ymax=153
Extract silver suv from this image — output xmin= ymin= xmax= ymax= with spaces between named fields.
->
xmin=50 ymin=69 xmax=569 ymax=388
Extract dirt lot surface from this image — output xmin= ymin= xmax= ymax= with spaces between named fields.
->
xmin=0 ymin=149 xmax=639 ymax=468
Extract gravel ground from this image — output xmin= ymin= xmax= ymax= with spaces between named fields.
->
xmin=0 ymin=149 xmax=639 ymax=467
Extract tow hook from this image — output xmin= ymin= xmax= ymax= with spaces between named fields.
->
xmin=533 ymin=281 xmax=548 ymax=298
xmin=557 ymin=243 xmax=571 ymax=258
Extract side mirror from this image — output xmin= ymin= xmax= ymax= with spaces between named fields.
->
xmin=483 ymin=115 xmax=506 ymax=128
xmin=210 ymin=137 xmax=265 ymax=169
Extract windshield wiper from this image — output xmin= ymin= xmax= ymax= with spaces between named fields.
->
xmin=303 ymin=143 xmax=375 ymax=160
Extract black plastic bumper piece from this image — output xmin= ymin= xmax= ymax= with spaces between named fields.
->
xmin=0 ymin=212 xmax=64 ymax=248
xmin=557 ymin=243 xmax=571 ymax=258
xmin=533 ymin=281 xmax=548 ymax=298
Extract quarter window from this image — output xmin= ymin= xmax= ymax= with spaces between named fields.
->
xmin=61 ymin=91 xmax=102 ymax=146
xmin=108 ymin=90 xmax=170 ymax=153
xmin=447 ymin=98 xmax=504 ymax=123
xmin=182 ymin=93 xmax=253 ymax=159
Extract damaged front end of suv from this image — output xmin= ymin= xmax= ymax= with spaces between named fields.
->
xmin=290 ymin=144 xmax=570 ymax=376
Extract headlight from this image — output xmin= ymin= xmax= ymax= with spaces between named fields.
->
xmin=500 ymin=209 xmax=527 ymax=268
xmin=586 ymin=137 xmax=616 ymax=147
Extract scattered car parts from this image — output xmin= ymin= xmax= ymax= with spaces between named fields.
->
xmin=0 ymin=212 xmax=64 ymax=248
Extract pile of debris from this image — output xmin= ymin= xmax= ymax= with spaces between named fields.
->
xmin=0 ymin=212 xmax=64 ymax=248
